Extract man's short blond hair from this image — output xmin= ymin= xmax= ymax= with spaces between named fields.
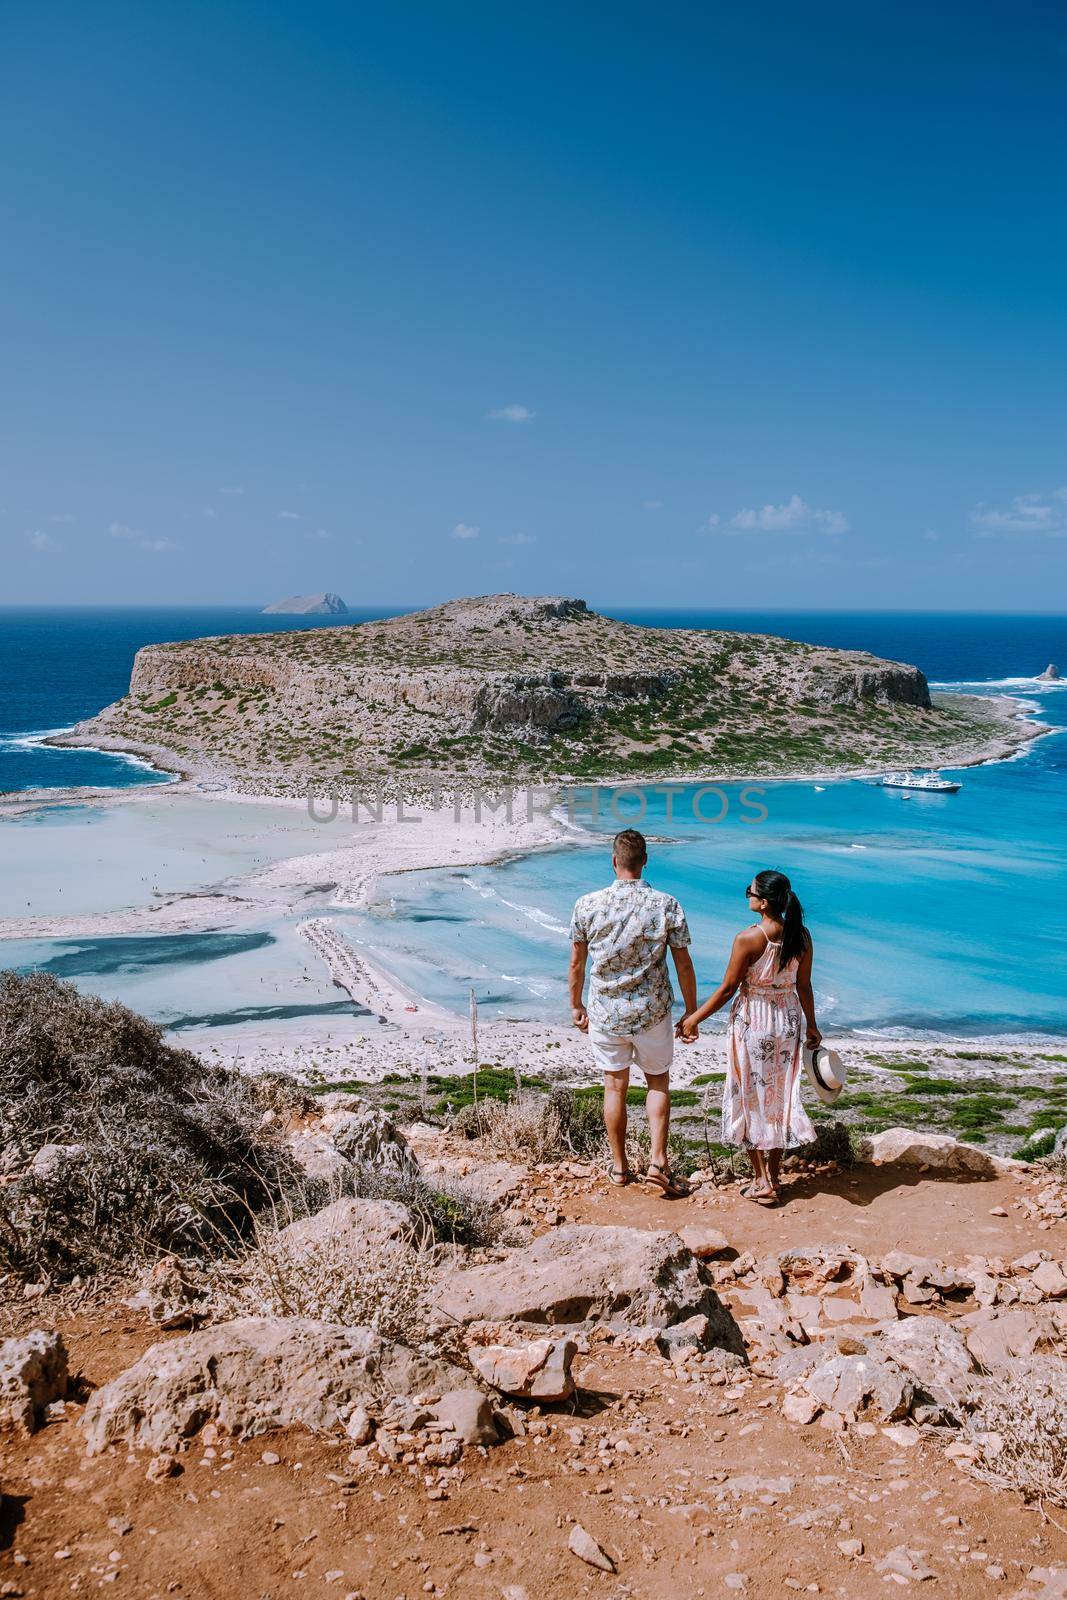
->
xmin=613 ymin=829 xmax=647 ymax=871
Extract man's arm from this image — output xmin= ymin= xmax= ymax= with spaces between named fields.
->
xmin=670 ymin=944 xmax=697 ymax=1021
xmin=569 ymin=939 xmax=590 ymax=1031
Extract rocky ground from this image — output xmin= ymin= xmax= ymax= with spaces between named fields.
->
xmin=2 ymin=1098 xmax=1066 ymax=1600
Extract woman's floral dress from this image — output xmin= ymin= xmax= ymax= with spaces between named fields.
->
xmin=721 ymin=931 xmax=815 ymax=1151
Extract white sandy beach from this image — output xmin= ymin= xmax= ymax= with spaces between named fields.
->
xmin=3 ymin=676 xmax=1065 ymax=1089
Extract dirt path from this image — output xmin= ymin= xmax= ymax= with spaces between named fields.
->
xmin=2 ymin=1160 xmax=1065 ymax=1600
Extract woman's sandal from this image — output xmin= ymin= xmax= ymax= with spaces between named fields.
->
xmin=607 ymin=1166 xmax=633 ymax=1187
xmin=645 ymin=1162 xmax=690 ymax=1198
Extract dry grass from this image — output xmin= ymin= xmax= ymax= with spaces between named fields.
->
xmin=963 ymin=1359 xmax=1067 ymax=1509
xmin=0 ymin=971 xmax=294 ymax=1282
xmin=203 ymin=1223 xmax=441 ymax=1350
xmin=453 ymin=1087 xmax=608 ymax=1164
xmin=347 ymin=1161 xmax=514 ymax=1248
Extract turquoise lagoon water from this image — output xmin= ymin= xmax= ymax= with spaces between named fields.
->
xmin=345 ymin=719 xmax=1067 ymax=1039
xmin=1 ymin=609 xmax=1065 ymax=1039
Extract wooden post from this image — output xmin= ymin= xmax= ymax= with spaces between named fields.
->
xmin=469 ymin=988 xmax=479 ymax=1114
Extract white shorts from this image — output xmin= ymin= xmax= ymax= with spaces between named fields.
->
xmin=588 ymin=1013 xmax=674 ymax=1079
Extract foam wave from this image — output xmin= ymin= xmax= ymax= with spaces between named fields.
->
xmin=0 ymin=725 xmax=169 ymax=779
xmin=930 ymin=675 xmax=1066 ymax=691
xmin=498 ymin=896 xmax=570 ymax=937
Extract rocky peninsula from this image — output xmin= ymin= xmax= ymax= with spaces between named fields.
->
xmin=52 ymin=594 xmax=1038 ymax=796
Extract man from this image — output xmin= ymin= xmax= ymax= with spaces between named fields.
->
xmin=569 ymin=828 xmax=697 ymax=1197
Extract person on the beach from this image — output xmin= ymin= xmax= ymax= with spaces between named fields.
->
xmin=678 ymin=869 xmax=821 ymax=1207
xmin=569 ymin=828 xmax=696 ymax=1197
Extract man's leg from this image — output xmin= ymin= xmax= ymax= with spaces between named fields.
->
xmin=644 ymin=1070 xmax=670 ymax=1170
xmin=603 ymin=1069 xmax=631 ymax=1173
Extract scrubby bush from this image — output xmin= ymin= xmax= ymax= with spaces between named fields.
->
xmin=453 ymin=1085 xmax=608 ymax=1164
xmin=204 ymin=1225 xmax=440 ymax=1348
xmin=0 ymin=971 xmax=294 ymax=1281
xmin=964 ymin=1360 xmax=1067 ymax=1507
xmin=346 ymin=1160 xmax=513 ymax=1248
xmin=795 ymin=1119 xmax=857 ymax=1168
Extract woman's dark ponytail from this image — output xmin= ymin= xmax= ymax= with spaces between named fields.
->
xmin=752 ymin=869 xmax=809 ymax=969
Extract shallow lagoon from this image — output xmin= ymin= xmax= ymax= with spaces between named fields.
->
xmin=350 ymin=699 xmax=1067 ymax=1039
xmin=0 ymin=795 xmax=330 ymax=918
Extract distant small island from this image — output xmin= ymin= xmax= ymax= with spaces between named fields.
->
xmin=261 ymin=593 xmax=348 ymax=615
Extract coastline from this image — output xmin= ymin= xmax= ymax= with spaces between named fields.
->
xmin=2 ymin=685 xmax=1063 ymax=1079
xmin=38 ymin=685 xmax=1048 ymax=796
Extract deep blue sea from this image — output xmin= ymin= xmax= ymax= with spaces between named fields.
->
xmin=0 ymin=607 xmax=400 ymax=792
xmin=1 ymin=607 xmax=1065 ymax=1040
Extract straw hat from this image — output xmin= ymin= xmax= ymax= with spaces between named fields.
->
xmin=803 ymin=1043 xmax=846 ymax=1105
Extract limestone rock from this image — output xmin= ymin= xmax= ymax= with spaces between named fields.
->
xmin=273 ymin=1197 xmax=414 ymax=1259
xmin=776 ymin=1245 xmax=868 ymax=1289
xmin=435 ymin=1225 xmax=744 ymax=1354
xmin=568 ymin=1523 xmax=615 ymax=1573
xmin=81 ymin=1318 xmax=466 ymax=1454
xmin=327 ymin=1104 xmax=418 ymax=1173
xmin=1031 ymin=1260 xmax=1067 ymax=1300
xmin=466 ymin=1324 xmax=576 ymax=1401
xmin=957 ymin=1307 xmax=1043 ymax=1370
xmin=782 ymin=1390 xmax=822 ymax=1425
xmin=282 ymin=1129 xmax=351 ymax=1184
xmin=427 ymin=1389 xmax=499 ymax=1446
xmin=859 ymin=1277 xmax=898 ymax=1320
xmin=870 ymin=1315 xmax=975 ymax=1401
xmin=880 ymin=1251 xmax=974 ymax=1294
xmin=801 ymin=1353 xmax=913 ymax=1422
xmin=857 ymin=1127 xmax=1001 ymax=1177
xmin=0 ymin=1330 xmax=69 ymax=1434
xmin=876 ymin=1547 xmax=937 ymax=1582
xmin=126 ymin=1258 xmax=206 ymax=1330
xmin=678 ymin=1225 xmax=731 ymax=1259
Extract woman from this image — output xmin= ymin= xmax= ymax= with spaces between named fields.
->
xmin=678 ymin=869 xmax=821 ymax=1206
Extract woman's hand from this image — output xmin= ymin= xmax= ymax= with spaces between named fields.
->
xmin=805 ymin=1025 xmax=823 ymax=1050
xmin=572 ymin=1005 xmax=589 ymax=1033
xmin=676 ymin=1013 xmax=700 ymax=1042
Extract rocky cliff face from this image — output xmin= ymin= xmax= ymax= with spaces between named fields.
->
xmin=70 ymin=593 xmax=1000 ymax=794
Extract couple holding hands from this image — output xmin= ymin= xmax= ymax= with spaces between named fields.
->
xmin=568 ymin=828 xmax=823 ymax=1205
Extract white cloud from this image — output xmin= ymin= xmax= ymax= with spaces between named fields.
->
xmin=220 ymin=484 xmax=245 ymax=495
xmin=109 ymin=521 xmax=177 ymax=553
xmin=278 ymin=510 xmax=302 ymax=521
xmin=730 ymin=495 xmax=849 ymax=534
xmin=304 ymin=527 xmax=332 ymax=541
xmin=487 ymin=404 xmax=535 ymax=423
xmin=700 ymin=495 xmax=849 ymax=536
xmin=202 ymin=506 xmax=218 ymax=519
xmin=498 ymin=531 xmax=536 ymax=545
xmin=48 ymin=513 xmax=74 ymax=524
xmin=451 ymin=522 xmax=480 ymax=540
xmin=28 ymin=529 xmax=58 ymax=552
xmin=642 ymin=499 xmax=664 ymax=511
xmin=970 ymin=489 xmax=1067 ymax=537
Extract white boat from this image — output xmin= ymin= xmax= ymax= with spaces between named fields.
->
xmin=876 ymin=769 xmax=961 ymax=793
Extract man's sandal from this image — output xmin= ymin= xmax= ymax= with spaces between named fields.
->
xmin=607 ymin=1166 xmax=633 ymax=1187
xmin=645 ymin=1162 xmax=690 ymax=1198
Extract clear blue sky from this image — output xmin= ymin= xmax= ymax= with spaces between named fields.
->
xmin=3 ymin=1 xmax=1066 ymax=608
